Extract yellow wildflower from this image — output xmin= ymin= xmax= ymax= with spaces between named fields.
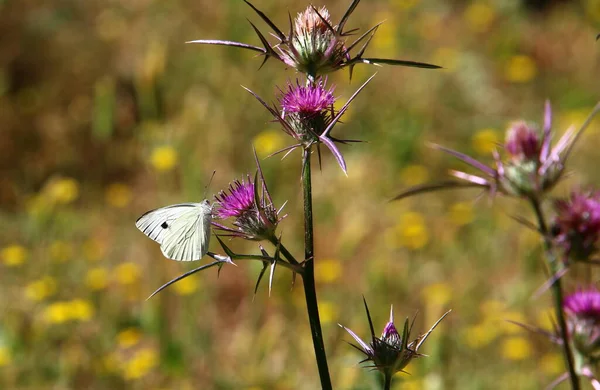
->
xmin=397 ymin=212 xmax=429 ymax=250
xmin=253 ymin=130 xmax=286 ymax=158
xmin=25 ymin=277 xmax=57 ymax=302
xmin=123 ymin=347 xmax=159 ymax=380
xmin=447 ymin=202 xmax=474 ymax=227
xmin=501 ymin=336 xmax=532 ymax=360
xmin=43 ymin=302 xmax=70 ymax=324
xmin=472 ymin=128 xmax=499 ymax=155
xmin=50 ymin=241 xmax=73 ymax=263
xmin=150 ymin=146 xmax=178 ymax=172
xmin=464 ymin=3 xmax=495 ymax=33
xmin=117 ymin=328 xmax=142 ymax=349
xmin=114 ymin=262 xmax=141 ymax=285
xmin=0 ymin=347 xmax=11 ymax=366
xmin=173 ymin=274 xmax=200 ymax=296
xmin=2 ymin=245 xmax=27 ymax=267
xmin=314 ymin=259 xmax=342 ymax=284
xmin=44 ymin=177 xmax=79 ymax=204
xmin=86 ymin=267 xmax=109 ymax=290
xmin=505 ymin=55 xmax=537 ymax=83
xmin=463 ymin=322 xmax=499 ymax=349
xmin=69 ymin=299 xmax=94 ymax=321
xmin=399 ymin=164 xmax=430 ymax=187
xmin=105 ymin=183 xmax=132 ymax=208
xmin=318 ymin=301 xmax=338 ymax=325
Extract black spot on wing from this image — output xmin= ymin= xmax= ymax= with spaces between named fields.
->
xmin=161 ymin=222 xmax=169 ymax=229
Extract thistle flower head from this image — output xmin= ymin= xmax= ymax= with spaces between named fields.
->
xmin=552 ymin=191 xmax=600 ymax=261
xmin=246 ymin=74 xmax=376 ymax=175
xmin=280 ymin=79 xmax=335 ymax=115
xmin=393 ymin=101 xmax=600 ymax=201
xmin=214 ymin=177 xmax=256 ymax=219
xmin=505 ymin=121 xmax=541 ymax=162
xmin=188 ymin=1 xmax=441 ymax=78
xmin=565 ymin=289 xmax=600 ymax=320
xmin=564 ymin=288 xmax=600 ymax=359
xmin=278 ymin=79 xmax=335 ymax=145
xmin=339 ymin=299 xmax=450 ymax=380
xmin=279 ymin=6 xmax=348 ymax=76
xmin=213 ymin=152 xmax=285 ymax=241
xmin=294 ymin=6 xmax=331 ymax=36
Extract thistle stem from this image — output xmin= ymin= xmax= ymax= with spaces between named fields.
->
xmin=301 ymin=147 xmax=332 ymax=390
xmin=268 ymin=237 xmax=301 ymax=266
xmin=530 ymin=197 xmax=580 ymax=390
xmin=383 ymin=374 xmax=393 ymax=390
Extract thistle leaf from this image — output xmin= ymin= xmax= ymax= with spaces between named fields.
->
xmin=186 ymin=39 xmax=265 ymax=53
xmin=147 ymin=261 xmax=222 ymax=300
xmin=357 ymin=57 xmax=441 ymax=69
xmin=243 ymin=0 xmax=287 ymax=41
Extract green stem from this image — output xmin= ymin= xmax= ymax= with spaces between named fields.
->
xmin=530 ymin=197 xmax=580 ymax=390
xmin=267 ymin=237 xmax=301 ymax=266
xmin=383 ymin=374 xmax=393 ymax=390
xmin=301 ymin=147 xmax=332 ymax=390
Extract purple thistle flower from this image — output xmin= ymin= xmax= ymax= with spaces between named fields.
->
xmin=213 ymin=151 xmax=285 ymax=241
xmin=339 ymin=298 xmax=450 ymax=380
xmin=563 ymin=288 xmax=600 ymax=359
xmin=277 ymin=79 xmax=335 ymax=147
xmin=187 ymin=0 xmax=440 ymax=78
xmin=564 ymin=288 xmax=600 ymax=320
xmin=280 ymin=79 xmax=335 ymax=115
xmin=214 ymin=177 xmax=256 ymax=219
xmin=552 ymin=191 xmax=600 ymax=261
xmin=505 ymin=121 xmax=541 ymax=162
xmin=393 ymin=100 xmax=600 ymax=201
xmin=245 ymin=75 xmax=376 ymax=175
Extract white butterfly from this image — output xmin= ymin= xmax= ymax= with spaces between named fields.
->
xmin=136 ymin=200 xmax=213 ymax=261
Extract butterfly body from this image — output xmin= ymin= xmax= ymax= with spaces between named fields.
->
xmin=136 ymin=200 xmax=212 ymax=261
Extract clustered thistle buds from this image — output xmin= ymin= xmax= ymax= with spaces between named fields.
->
xmin=552 ymin=191 xmax=600 ymax=262
xmin=339 ymin=299 xmax=450 ymax=381
xmin=213 ymin=154 xmax=285 ymax=241
xmin=188 ymin=0 xmax=440 ymax=79
xmin=564 ymin=288 xmax=600 ymax=359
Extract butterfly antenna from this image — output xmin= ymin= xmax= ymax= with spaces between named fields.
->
xmin=204 ymin=170 xmax=217 ymax=199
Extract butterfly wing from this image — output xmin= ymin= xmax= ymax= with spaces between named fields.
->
xmin=135 ymin=203 xmax=201 ymax=245
xmin=159 ymin=201 xmax=212 ymax=261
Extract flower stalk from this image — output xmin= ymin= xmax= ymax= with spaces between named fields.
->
xmin=301 ymin=147 xmax=332 ymax=389
xmin=530 ymin=197 xmax=580 ymax=390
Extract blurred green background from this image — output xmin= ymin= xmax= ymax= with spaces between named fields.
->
xmin=1 ymin=0 xmax=600 ymax=388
